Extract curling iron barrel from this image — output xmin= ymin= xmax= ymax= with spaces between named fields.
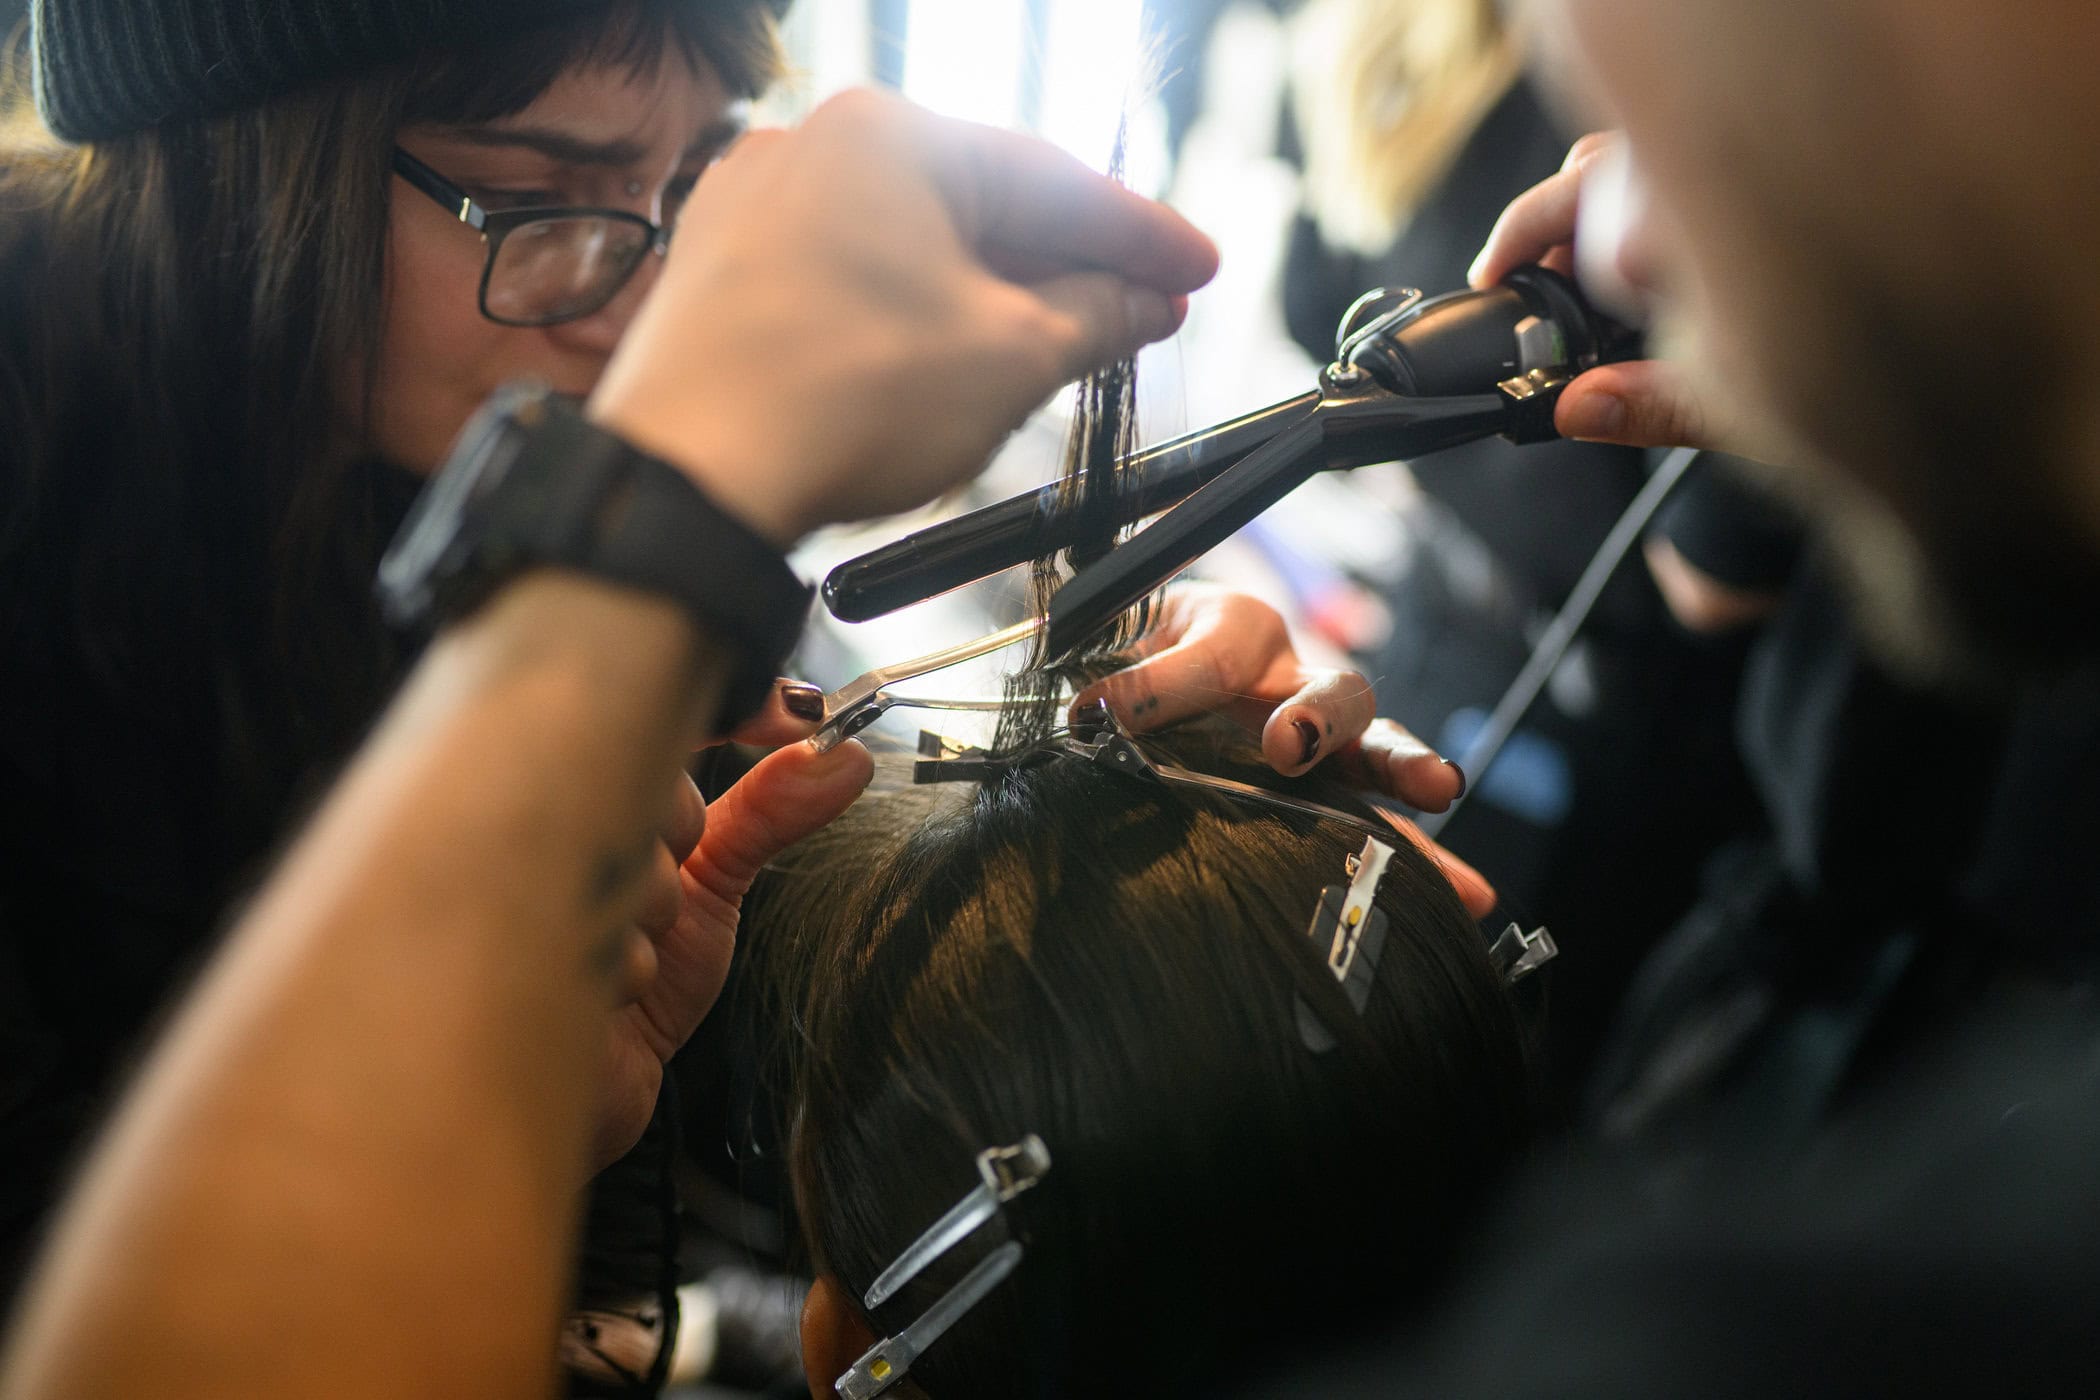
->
xmin=823 ymin=265 xmax=1638 ymax=623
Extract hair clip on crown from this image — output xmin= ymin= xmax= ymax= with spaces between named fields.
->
xmin=1296 ymin=836 xmax=1397 ymax=1052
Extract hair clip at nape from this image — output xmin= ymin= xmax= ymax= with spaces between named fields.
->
xmin=1296 ymin=836 xmax=1396 ymax=1052
xmin=913 ymin=730 xmax=1006 ymax=785
xmin=837 ymin=1136 xmax=1052 ymax=1400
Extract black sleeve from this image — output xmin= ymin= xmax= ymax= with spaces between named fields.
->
xmin=1244 ymin=1005 xmax=2100 ymax=1400
xmin=1650 ymin=451 xmax=1807 ymax=594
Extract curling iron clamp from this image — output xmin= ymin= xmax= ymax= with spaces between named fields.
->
xmin=822 ymin=266 xmax=1640 ymax=655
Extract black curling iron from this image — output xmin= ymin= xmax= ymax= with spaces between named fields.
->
xmin=824 ymin=265 xmax=1640 ymax=655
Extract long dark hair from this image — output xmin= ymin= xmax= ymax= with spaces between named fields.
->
xmin=0 ymin=1 xmax=780 ymax=871
xmin=741 ymin=723 xmax=1534 ymax=1398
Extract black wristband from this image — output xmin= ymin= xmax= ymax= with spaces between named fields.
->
xmin=380 ymin=384 xmax=814 ymax=730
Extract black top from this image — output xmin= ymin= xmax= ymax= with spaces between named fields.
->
xmin=1247 ymin=986 xmax=2100 ymax=1399
xmin=0 ymin=447 xmax=422 ymax=1295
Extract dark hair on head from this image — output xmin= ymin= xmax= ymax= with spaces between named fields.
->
xmin=0 ymin=0 xmax=779 ymax=865
xmin=733 ymin=118 xmax=1525 ymax=1394
xmin=742 ymin=717 xmax=1534 ymax=1398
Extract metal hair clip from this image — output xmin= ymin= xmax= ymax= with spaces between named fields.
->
xmin=914 ymin=702 xmax=1404 ymax=849
xmin=837 ymin=1136 xmax=1052 ymax=1400
xmin=1296 ymin=836 xmax=1397 ymax=1052
xmin=810 ymin=617 xmax=1047 ymax=754
xmin=1490 ymin=922 xmax=1558 ymax=983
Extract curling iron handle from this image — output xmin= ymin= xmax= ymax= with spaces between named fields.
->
xmin=822 ymin=390 xmax=1320 ymax=622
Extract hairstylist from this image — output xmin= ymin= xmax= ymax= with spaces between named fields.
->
xmin=0 ymin=22 xmax=1231 ymax=1400
xmin=0 ymin=0 xmax=1474 ymax=1334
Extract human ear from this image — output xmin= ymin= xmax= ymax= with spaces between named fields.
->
xmin=801 ymin=1274 xmax=879 ymax=1400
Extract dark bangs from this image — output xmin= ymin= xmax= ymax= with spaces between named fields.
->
xmin=403 ymin=0 xmax=784 ymax=126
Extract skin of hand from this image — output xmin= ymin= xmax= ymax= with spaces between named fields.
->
xmin=1 ymin=581 xmax=748 ymax=1400
xmin=1468 ymin=132 xmax=1748 ymax=455
xmin=1071 ymin=585 xmax=1494 ymax=918
xmin=594 ymin=697 xmax=868 ymax=1166
xmin=590 ymin=87 xmax=1219 ymax=546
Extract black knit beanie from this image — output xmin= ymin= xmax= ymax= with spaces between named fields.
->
xmin=29 ymin=0 xmax=783 ymax=143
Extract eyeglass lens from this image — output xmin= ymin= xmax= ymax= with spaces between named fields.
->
xmin=486 ymin=215 xmax=653 ymax=326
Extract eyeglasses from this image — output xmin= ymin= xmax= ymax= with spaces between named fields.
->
xmin=389 ymin=146 xmax=673 ymax=328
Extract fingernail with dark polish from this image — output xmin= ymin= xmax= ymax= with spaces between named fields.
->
xmin=1444 ymin=759 xmax=1468 ymax=801
xmin=1293 ymin=719 xmax=1321 ymax=768
xmin=781 ymin=683 xmax=825 ymax=722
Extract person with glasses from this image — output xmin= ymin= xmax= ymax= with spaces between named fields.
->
xmin=0 ymin=4 xmax=797 ymax=1351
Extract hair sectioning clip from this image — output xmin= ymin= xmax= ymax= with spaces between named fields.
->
xmin=837 ymin=1136 xmax=1052 ymax=1400
xmin=913 ymin=702 xmax=1404 ymax=849
xmin=1296 ymin=836 xmax=1396 ymax=1052
xmin=1491 ymin=922 xmax=1558 ymax=982
xmin=810 ymin=617 xmax=1046 ymax=754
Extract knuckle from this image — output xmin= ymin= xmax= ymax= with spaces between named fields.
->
xmin=1654 ymin=391 xmax=1708 ymax=449
xmin=814 ymin=87 xmax=884 ymax=127
xmin=1336 ymin=669 xmax=1376 ymax=710
xmin=1189 ymin=646 xmax=1227 ymax=697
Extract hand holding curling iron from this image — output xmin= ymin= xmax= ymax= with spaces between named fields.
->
xmin=1470 ymin=131 xmax=1758 ymax=456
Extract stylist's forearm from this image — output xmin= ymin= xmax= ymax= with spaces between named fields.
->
xmin=3 ymin=575 xmax=727 ymax=1400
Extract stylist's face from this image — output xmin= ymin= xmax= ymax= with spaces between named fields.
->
xmin=1538 ymin=0 xmax=2100 ymax=677
xmin=372 ymin=48 xmax=737 ymax=474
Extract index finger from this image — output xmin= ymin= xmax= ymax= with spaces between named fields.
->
xmin=1467 ymin=132 xmax=1621 ymax=290
xmin=927 ymin=115 xmax=1219 ymax=294
xmin=1468 ymin=163 xmax=1584 ymax=290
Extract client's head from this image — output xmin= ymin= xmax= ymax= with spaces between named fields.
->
xmin=745 ymin=713 xmax=1534 ymax=1399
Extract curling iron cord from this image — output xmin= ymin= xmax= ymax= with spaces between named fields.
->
xmin=1417 ymin=446 xmax=1702 ymax=841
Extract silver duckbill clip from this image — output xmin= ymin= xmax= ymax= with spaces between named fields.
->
xmin=1491 ymin=922 xmax=1558 ymax=983
xmin=1296 ymin=836 xmax=1397 ymax=1052
xmin=810 ymin=618 xmax=1046 ymax=754
xmin=836 ymin=1136 xmax=1052 ymax=1400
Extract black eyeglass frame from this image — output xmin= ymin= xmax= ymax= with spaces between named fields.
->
xmin=389 ymin=146 xmax=673 ymax=328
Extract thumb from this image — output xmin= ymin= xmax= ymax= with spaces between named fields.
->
xmin=1555 ymin=360 xmax=1726 ymax=451
xmin=686 ymin=739 xmax=875 ymax=910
